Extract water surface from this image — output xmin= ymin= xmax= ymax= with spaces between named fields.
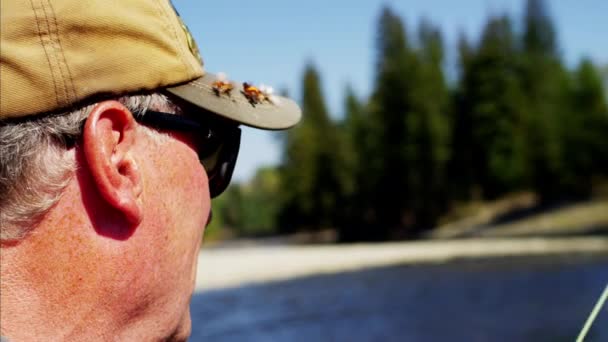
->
xmin=190 ymin=254 xmax=608 ymax=341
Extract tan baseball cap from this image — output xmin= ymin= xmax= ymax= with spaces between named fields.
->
xmin=0 ymin=0 xmax=301 ymax=130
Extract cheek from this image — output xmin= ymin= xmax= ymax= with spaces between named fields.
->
xmin=166 ymin=132 xmax=212 ymax=216
xmin=131 ymin=134 xmax=210 ymax=261
xmin=158 ymin=146 xmax=209 ymax=298
xmin=173 ymin=153 xmax=210 ymax=229
xmin=126 ymin=138 xmax=209 ymax=319
xmin=154 ymin=145 xmax=209 ymax=244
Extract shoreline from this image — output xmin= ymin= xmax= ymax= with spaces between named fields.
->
xmin=194 ymin=236 xmax=608 ymax=292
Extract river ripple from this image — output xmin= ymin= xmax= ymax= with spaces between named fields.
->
xmin=190 ymin=254 xmax=608 ymax=342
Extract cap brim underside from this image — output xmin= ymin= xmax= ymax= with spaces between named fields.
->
xmin=165 ymin=73 xmax=301 ymax=130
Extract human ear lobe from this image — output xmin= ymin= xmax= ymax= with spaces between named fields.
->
xmin=82 ymin=101 xmax=143 ymax=226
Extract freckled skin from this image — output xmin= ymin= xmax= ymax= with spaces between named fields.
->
xmin=0 ymin=117 xmax=210 ymax=341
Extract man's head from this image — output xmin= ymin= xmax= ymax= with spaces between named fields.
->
xmin=0 ymin=0 xmax=300 ymax=340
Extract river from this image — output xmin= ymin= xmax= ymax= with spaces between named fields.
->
xmin=189 ymin=253 xmax=608 ymax=341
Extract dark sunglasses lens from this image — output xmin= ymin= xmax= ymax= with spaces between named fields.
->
xmin=202 ymin=128 xmax=241 ymax=198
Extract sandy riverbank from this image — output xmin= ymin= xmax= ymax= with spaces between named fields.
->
xmin=194 ymin=236 xmax=608 ymax=291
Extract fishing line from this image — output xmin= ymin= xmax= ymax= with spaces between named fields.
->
xmin=576 ymin=283 xmax=608 ymax=342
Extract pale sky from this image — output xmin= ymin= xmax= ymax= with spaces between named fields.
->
xmin=172 ymin=0 xmax=607 ymax=183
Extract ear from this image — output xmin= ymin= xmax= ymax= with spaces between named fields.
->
xmin=82 ymin=101 xmax=143 ymax=226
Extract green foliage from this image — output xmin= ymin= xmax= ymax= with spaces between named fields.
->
xmin=340 ymin=85 xmax=365 ymax=199
xmin=210 ymin=0 xmax=607 ymax=242
xmin=523 ymin=0 xmax=557 ymax=56
xmin=448 ymin=34 xmax=476 ymax=200
xmin=204 ymin=185 xmax=241 ymax=241
xmin=453 ymin=15 xmax=527 ymax=199
xmin=237 ymin=167 xmax=282 ymax=236
xmin=339 ymin=8 xmax=452 ymax=240
xmin=520 ymin=0 xmax=569 ymax=202
xmin=560 ymin=59 xmax=608 ymax=196
xmin=338 ymin=86 xmax=372 ymax=241
xmin=410 ymin=19 xmax=451 ymax=228
xmin=363 ymin=7 xmax=416 ymax=239
xmin=602 ymin=65 xmax=608 ymax=100
xmin=278 ymin=63 xmax=347 ymax=232
xmin=206 ymin=168 xmax=283 ymax=238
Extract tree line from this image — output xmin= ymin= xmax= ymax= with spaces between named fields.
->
xmin=208 ymin=0 xmax=608 ymax=242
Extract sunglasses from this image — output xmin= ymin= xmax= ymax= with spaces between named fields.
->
xmin=134 ymin=110 xmax=241 ymax=198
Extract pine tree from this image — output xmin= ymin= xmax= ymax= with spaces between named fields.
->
xmin=602 ymin=65 xmax=608 ymax=100
xmin=456 ymin=15 xmax=527 ymax=199
xmin=366 ymin=7 xmax=418 ymax=239
xmin=410 ymin=19 xmax=451 ymax=229
xmin=523 ymin=0 xmax=557 ymax=56
xmin=337 ymin=86 xmax=371 ymax=241
xmin=449 ymin=33 xmax=476 ymax=200
xmin=355 ymin=9 xmax=452 ymax=238
xmin=278 ymin=63 xmax=343 ymax=232
xmin=561 ymin=59 xmax=608 ymax=196
xmin=340 ymin=86 xmax=365 ymax=205
xmin=520 ymin=0 xmax=569 ymax=202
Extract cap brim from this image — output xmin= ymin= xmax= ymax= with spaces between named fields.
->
xmin=165 ymin=73 xmax=301 ymax=130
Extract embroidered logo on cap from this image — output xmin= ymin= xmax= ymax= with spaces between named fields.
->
xmin=169 ymin=1 xmax=203 ymax=64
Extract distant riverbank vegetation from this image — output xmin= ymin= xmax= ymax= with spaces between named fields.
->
xmin=206 ymin=0 xmax=608 ymax=242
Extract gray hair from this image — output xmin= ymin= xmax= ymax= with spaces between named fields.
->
xmin=0 ymin=93 xmax=178 ymax=240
